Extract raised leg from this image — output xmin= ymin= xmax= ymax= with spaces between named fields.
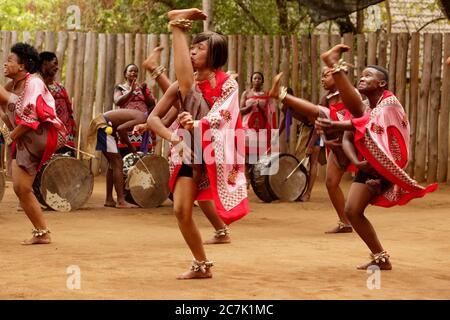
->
xmin=199 ymin=200 xmax=231 ymax=245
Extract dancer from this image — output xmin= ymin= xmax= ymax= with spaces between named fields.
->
xmin=319 ymin=44 xmax=437 ymax=269
xmin=0 ymin=43 xmax=67 ymax=244
xmin=269 ymin=67 xmax=354 ymax=233
xmin=86 ymin=109 xmax=146 ymax=209
xmin=145 ymin=8 xmax=249 ymax=279
xmin=38 ymin=51 xmax=77 ymax=155
xmin=138 ymin=46 xmax=232 ymax=245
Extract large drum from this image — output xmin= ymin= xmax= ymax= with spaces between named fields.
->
xmin=123 ymin=152 xmax=170 ymax=208
xmin=32 ymin=154 xmax=94 ymax=211
xmin=250 ymin=153 xmax=308 ymax=202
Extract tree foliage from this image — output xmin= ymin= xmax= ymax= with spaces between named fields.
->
xmin=0 ymin=0 xmax=447 ymax=35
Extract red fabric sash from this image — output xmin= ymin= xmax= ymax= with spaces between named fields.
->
xmin=351 ymin=90 xmax=437 ymax=207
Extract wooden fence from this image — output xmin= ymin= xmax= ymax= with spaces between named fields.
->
xmin=0 ymin=30 xmax=449 ymax=183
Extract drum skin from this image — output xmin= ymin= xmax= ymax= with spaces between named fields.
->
xmin=33 ymin=155 xmax=94 ymax=212
xmin=124 ymin=154 xmax=170 ymax=208
xmin=268 ymin=154 xmax=308 ymax=202
xmin=250 ymin=153 xmax=308 ymax=203
xmin=250 ymin=155 xmax=277 ymax=203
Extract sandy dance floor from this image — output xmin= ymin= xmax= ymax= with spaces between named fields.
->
xmin=1 ymin=176 xmax=449 ymax=299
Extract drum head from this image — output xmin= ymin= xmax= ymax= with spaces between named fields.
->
xmin=268 ymin=154 xmax=308 ymax=202
xmin=126 ymin=155 xmax=170 ymax=208
xmin=37 ymin=156 xmax=94 ymax=211
xmin=249 ymin=156 xmax=277 ymax=203
xmin=0 ymin=170 xmax=5 ymax=202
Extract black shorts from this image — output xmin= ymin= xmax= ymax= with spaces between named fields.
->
xmin=353 ymin=170 xmax=391 ymax=195
xmin=178 ymin=164 xmax=193 ymax=178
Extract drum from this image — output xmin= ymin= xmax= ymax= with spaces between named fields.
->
xmin=32 ymin=154 xmax=94 ymax=211
xmin=250 ymin=153 xmax=308 ymax=202
xmin=123 ymin=153 xmax=170 ymax=208
xmin=0 ymin=170 xmax=5 ymax=202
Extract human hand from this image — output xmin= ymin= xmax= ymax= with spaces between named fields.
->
xmin=178 ymin=111 xmax=194 ymax=130
xmin=356 ymin=160 xmax=377 ymax=175
xmin=133 ymin=123 xmax=147 ymax=135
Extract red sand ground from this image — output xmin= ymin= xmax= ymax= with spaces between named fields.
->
xmin=1 ymin=176 xmax=449 ymax=299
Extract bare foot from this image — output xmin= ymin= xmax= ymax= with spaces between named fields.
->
xmin=167 ymin=8 xmax=207 ymax=22
xmin=104 ymin=201 xmax=116 ymax=208
xmin=176 ymin=269 xmax=212 ymax=280
xmin=357 ymin=259 xmax=392 ymax=271
xmin=21 ymin=234 xmax=51 ymax=245
xmin=269 ymin=72 xmax=283 ymax=99
xmin=320 ymin=44 xmax=350 ymax=68
xmin=299 ymin=192 xmax=310 ymax=202
xmin=115 ymin=201 xmax=139 ymax=209
xmin=325 ymin=223 xmax=352 ymax=234
xmin=142 ymin=46 xmax=163 ymax=72
xmin=204 ymin=234 xmax=231 ymax=245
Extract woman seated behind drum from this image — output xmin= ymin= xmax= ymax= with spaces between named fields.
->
xmin=114 ymin=64 xmax=156 ymax=156
xmin=269 ymin=67 xmax=355 ymax=234
xmin=143 ymin=8 xmax=249 ymax=279
xmin=86 ymin=109 xmax=148 ymax=209
xmin=0 ymin=42 xmax=68 ymax=244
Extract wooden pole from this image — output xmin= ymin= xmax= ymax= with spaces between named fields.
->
xmin=103 ymin=34 xmax=117 ymax=111
xmin=388 ymin=33 xmax=397 ymax=93
xmin=44 ymin=31 xmax=56 ymax=52
xmin=343 ymin=33 xmax=354 ymax=84
xmin=310 ymin=35 xmax=319 ymax=104
xmin=377 ymin=31 xmax=388 ymax=68
xmin=414 ymin=33 xmax=433 ymax=182
xmin=72 ymin=32 xmax=86 ymax=129
xmin=367 ymin=32 xmax=377 ymax=65
xmin=263 ymin=35 xmax=271 ymax=92
xmin=80 ymin=32 xmax=97 ymax=152
xmin=55 ymin=31 xmax=68 ymax=83
xmin=395 ymin=33 xmax=409 ymax=108
xmin=115 ymin=34 xmax=125 ymax=85
xmin=237 ymin=35 xmax=245 ymax=94
xmin=439 ymin=34 xmax=450 ymax=183
xmin=65 ymin=32 xmax=77 ymax=100
xmin=356 ymin=33 xmax=366 ymax=81
xmin=427 ymin=33 xmax=442 ymax=183
xmin=407 ymin=32 xmax=420 ymax=176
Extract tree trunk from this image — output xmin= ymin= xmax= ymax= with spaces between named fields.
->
xmin=202 ymin=0 xmax=214 ymax=31
xmin=276 ymin=0 xmax=288 ymax=34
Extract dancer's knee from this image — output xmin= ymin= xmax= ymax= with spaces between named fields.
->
xmin=173 ymin=206 xmax=192 ymax=224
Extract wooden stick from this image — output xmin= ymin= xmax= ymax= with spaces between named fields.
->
xmin=64 ymin=144 xmax=98 ymax=159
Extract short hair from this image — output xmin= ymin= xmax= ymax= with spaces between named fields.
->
xmin=251 ymin=71 xmax=264 ymax=84
xmin=287 ymin=87 xmax=294 ymax=95
xmin=192 ymin=31 xmax=228 ymax=69
xmin=38 ymin=51 xmax=57 ymax=71
xmin=123 ymin=63 xmax=138 ymax=77
xmin=367 ymin=65 xmax=389 ymax=83
xmin=11 ymin=42 xmax=40 ymax=74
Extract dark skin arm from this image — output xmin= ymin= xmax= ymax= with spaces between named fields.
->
xmin=114 ymin=80 xmax=137 ymax=107
xmin=342 ymin=130 xmax=377 ymax=174
xmin=141 ymin=83 xmax=156 ymax=110
xmin=240 ymin=91 xmax=254 ymax=115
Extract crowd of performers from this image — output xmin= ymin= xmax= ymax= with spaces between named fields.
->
xmin=0 ymin=7 xmax=443 ymax=279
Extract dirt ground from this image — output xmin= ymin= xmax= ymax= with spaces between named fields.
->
xmin=1 ymin=175 xmax=449 ymax=300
